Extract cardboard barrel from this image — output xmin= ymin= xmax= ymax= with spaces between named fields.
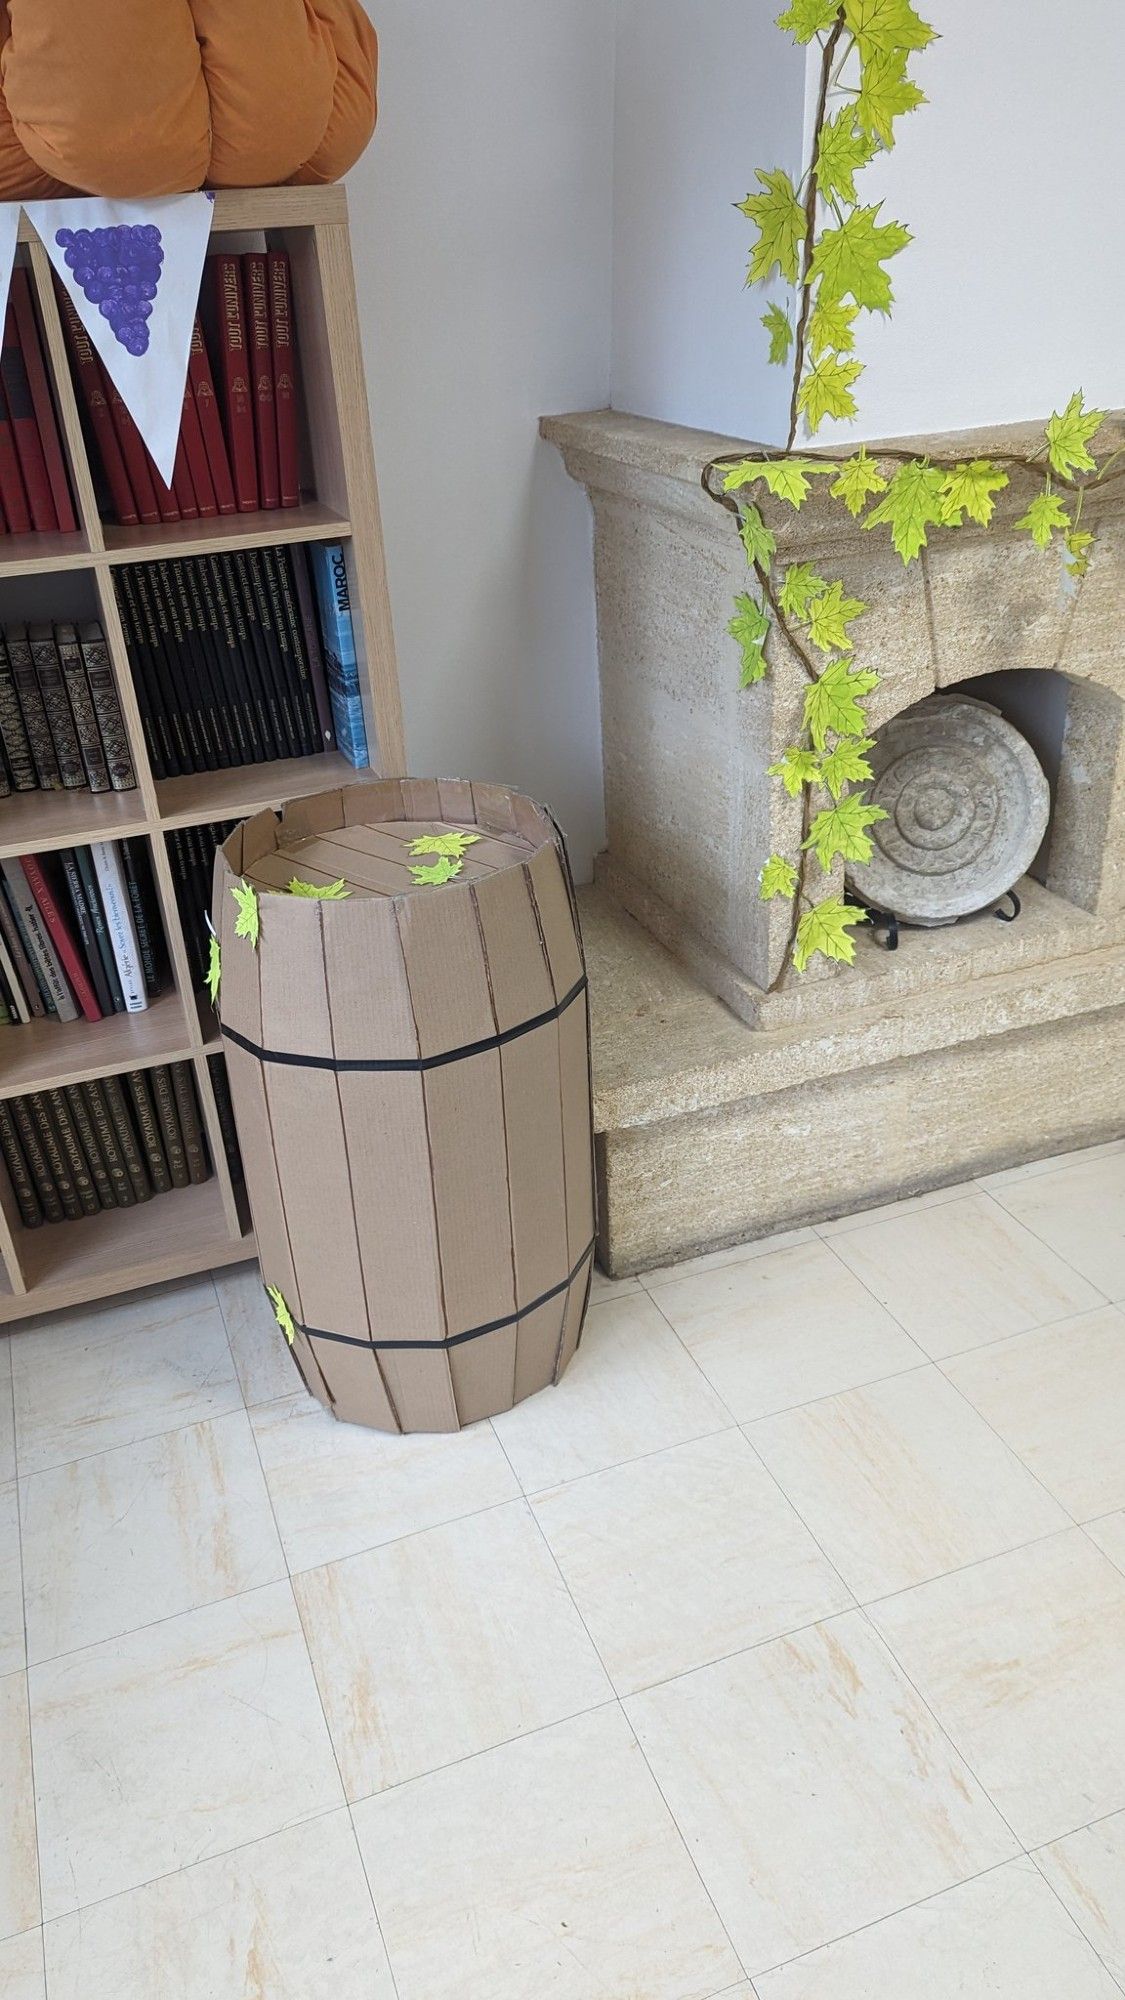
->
xmin=214 ymin=779 xmax=596 ymax=1434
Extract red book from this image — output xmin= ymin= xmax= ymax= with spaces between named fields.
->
xmin=56 ymin=283 xmax=137 ymax=526
xmin=170 ymin=430 xmax=198 ymax=520
xmin=141 ymin=442 xmax=180 ymax=524
xmin=0 ymin=375 xmax=31 ymax=534
xmin=188 ymin=317 xmax=236 ymax=515
xmin=19 ymin=851 xmax=102 ymax=1023
xmin=212 ymin=255 xmax=258 ymax=512
xmin=178 ymin=366 xmax=217 ymax=517
xmin=1 ymin=303 xmax=56 ymax=530
xmin=99 ymin=360 xmax=160 ymax=526
xmin=10 ymin=270 xmax=77 ymax=534
xmin=268 ymin=251 xmax=300 ymax=508
xmin=243 ymin=254 xmax=279 ymax=509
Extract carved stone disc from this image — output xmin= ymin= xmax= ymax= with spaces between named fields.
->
xmin=845 ymin=693 xmax=1051 ymax=925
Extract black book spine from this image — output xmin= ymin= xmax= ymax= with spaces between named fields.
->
xmin=0 ymin=880 xmax=43 ymax=1016
xmin=27 ymin=1092 xmax=84 ymax=1220
xmin=119 ymin=839 xmax=161 ymax=998
xmin=151 ymin=1063 xmax=191 ymax=1188
xmin=274 ymin=545 xmax=328 ymax=752
xmin=82 ymin=1076 xmax=136 ymax=1208
xmin=8 ymin=626 xmax=61 ymax=789
xmin=179 ymin=558 xmax=242 ymax=767
xmin=74 ymin=846 xmax=125 ymax=1013
xmin=62 ymin=1083 xmax=116 ymax=1211
xmin=199 ymin=555 xmax=261 ymax=765
xmin=207 ymin=1053 xmax=244 ymax=1183
xmin=77 ymin=623 xmax=136 ymax=792
xmin=57 ymin=848 xmax=114 ymax=1017
xmin=9 ymin=1096 xmax=63 ymax=1222
xmin=243 ymin=548 xmax=302 ymax=757
xmin=150 ymin=563 xmax=212 ymax=770
xmin=30 ymin=626 xmax=85 ymax=789
xmin=125 ymin=1070 xmax=171 ymax=1193
xmin=164 ymin=558 xmax=229 ymax=768
xmin=259 ymin=545 xmax=316 ymax=754
xmin=1 ymin=881 xmax=52 ymax=1014
xmin=115 ymin=568 xmax=172 ymax=780
xmin=47 ymin=1087 xmax=100 ymax=1216
xmin=166 ymin=829 xmax=200 ymax=987
xmin=225 ymin=551 xmax=286 ymax=759
xmin=0 ymin=636 xmax=38 ymax=789
xmin=101 ymin=1073 xmax=153 ymax=1202
xmin=0 ymin=1098 xmax=43 ymax=1228
xmin=131 ymin=567 xmax=193 ymax=773
xmin=56 ymin=623 xmax=110 ymax=792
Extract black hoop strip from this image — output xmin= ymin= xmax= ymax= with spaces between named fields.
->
xmin=223 ymin=974 xmax=589 ymax=1075
xmin=286 ymin=1238 xmax=596 ymax=1354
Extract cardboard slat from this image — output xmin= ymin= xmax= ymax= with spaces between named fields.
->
xmin=279 ymin=790 xmax=346 ymax=840
xmin=397 ymin=887 xmax=497 ymax=1056
xmin=471 ymin=781 xmax=519 ymax=834
xmin=437 ymin=778 xmax=477 ymax=824
xmin=402 ymin=777 xmax=443 ymax=818
xmin=555 ymin=1261 xmax=593 ymax=1381
xmin=239 ymin=809 xmax=282 ymax=871
xmin=451 ymin=1325 xmax=517 ymax=1428
xmin=341 ymin=779 xmax=408 ymax=825
xmin=525 ymin=843 xmax=585 ymax=1000
xmin=289 ymin=1323 xmax=333 ymax=1410
xmin=559 ymin=993 xmax=596 ymax=1267
xmin=315 ymin=1337 xmax=402 ymax=1433
xmin=513 ymin=1294 xmax=568 ymax=1405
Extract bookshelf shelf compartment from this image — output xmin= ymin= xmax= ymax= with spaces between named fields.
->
xmin=101 ymin=501 xmax=351 ymax=567
xmin=0 ymin=787 xmax=151 ymax=863
xmin=0 ymin=532 xmax=95 ymax=582
xmin=3 ymin=1177 xmax=251 ymax=1325
xmin=156 ymin=752 xmax=363 ymax=832
xmin=0 ymin=988 xmax=192 ymax=1097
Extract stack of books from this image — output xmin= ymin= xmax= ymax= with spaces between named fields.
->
xmin=0 ymin=840 xmax=164 ymax=1025
xmin=62 ymin=249 xmax=303 ymax=525
xmin=0 ymin=270 xmax=79 ymax=537
xmin=113 ymin=544 xmax=358 ymax=777
xmin=0 ymin=621 xmax=135 ymax=798
xmin=0 ymin=1063 xmax=212 ymax=1225
xmin=167 ymin=819 xmax=237 ymax=992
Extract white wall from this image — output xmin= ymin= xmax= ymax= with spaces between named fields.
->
xmin=611 ymin=0 xmax=804 ymax=443
xmin=346 ymin=0 xmax=615 ymax=878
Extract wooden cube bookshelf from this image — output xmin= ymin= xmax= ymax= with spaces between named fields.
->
xmin=0 ymin=185 xmax=405 ymax=1324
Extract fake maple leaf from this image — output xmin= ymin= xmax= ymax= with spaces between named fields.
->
xmin=776 ymin=0 xmax=841 ymax=40
xmin=798 ymin=353 xmax=864 ymax=432
xmin=843 ymin=0 xmax=935 ymax=60
xmin=938 ymin=459 xmax=1010 ymax=527
xmin=778 ymin=563 xmax=828 ymax=620
xmin=793 ymin=896 xmax=869 ymax=971
xmin=205 ymin=934 xmax=222 ymax=1006
xmin=724 ymin=458 xmax=833 ymax=508
xmin=230 ymin=878 xmax=261 ymax=948
xmin=830 ymin=450 xmax=888 ymax=517
xmin=740 ymin=503 xmax=778 ymax=566
xmin=818 ymin=736 xmax=876 ymax=800
xmin=804 ymin=793 xmax=888 ymax=871
xmin=409 ymin=832 xmax=482 ymax=858
xmin=806 ymin=580 xmax=867 ymax=654
xmin=1045 ymin=391 xmax=1107 ymax=481
xmin=266 ymin=1285 xmax=297 ymax=1347
xmin=855 ymin=48 xmax=926 ymax=145
xmin=1016 ymin=487 xmax=1071 ymax=551
xmin=410 ymin=856 xmax=464 ymax=887
xmin=804 ymin=657 xmax=880 ymax=749
xmin=739 ymin=169 xmax=806 ymax=285
xmin=815 ymin=108 xmax=877 ymax=208
xmin=761 ymin=301 xmax=794 ymax=365
xmin=1064 ymin=528 xmax=1095 ymax=578
xmin=863 ymin=458 xmax=946 ymax=562
xmin=287 ymin=877 xmax=351 ymax=899
xmin=730 ymin=593 xmax=772 ymax=685
xmin=768 ymin=747 xmax=823 ymax=798
xmin=808 ymin=205 xmax=912 ymax=312
xmin=760 ymin=854 xmax=799 ymax=901
xmin=808 ymin=296 xmax=859 ymax=360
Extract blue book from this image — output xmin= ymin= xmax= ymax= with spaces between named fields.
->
xmin=308 ymin=542 xmax=370 ymax=769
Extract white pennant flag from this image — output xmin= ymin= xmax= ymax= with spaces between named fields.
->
xmin=26 ymin=192 xmax=214 ymax=485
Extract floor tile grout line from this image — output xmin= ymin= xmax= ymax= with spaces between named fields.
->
xmin=923 ymin=1293 xmax=1117 ymax=1369
xmin=810 ymin=1184 xmax=983 ymax=1243
xmin=1028 ymin=1845 xmax=1125 ymax=1997
xmin=491 ymin=1414 xmax=745 ymax=1505
xmin=856 ymin=1519 xmax=1085 ymax=1618
xmin=976 ymin=1176 xmax=1124 ymax=1296
xmin=932 ymin=1351 xmax=1090 ymax=1529
xmin=1081 ymin=1519 xmax=1125 ymax=1583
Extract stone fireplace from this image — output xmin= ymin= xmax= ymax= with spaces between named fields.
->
xmin=544 ymin=408 xmax=1125 ymax=1273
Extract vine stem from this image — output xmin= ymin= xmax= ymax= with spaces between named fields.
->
xmin=786 ymin=12 xmax=847 ymax=450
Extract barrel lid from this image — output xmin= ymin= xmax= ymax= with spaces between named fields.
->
xmin=241 ymin=816 xmax=538 ymax=900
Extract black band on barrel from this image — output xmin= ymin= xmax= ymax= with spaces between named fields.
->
xmin=288 ymin=1238 xmax=596 ymax=1354
xmin=222 ymin=974 xmax=588 ymax=1075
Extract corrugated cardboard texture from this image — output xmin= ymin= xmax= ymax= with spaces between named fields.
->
xmin=214 ymin=779 xmax=595 ymax=1435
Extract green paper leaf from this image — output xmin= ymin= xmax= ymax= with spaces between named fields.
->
xmin=856 ymin=47 xmax=927 ymax=145
xmin=287 ymin=877 xmax=352 ymax=899
xmin=863 ymin=457 xmax=946 ymax=562
xmin=806 ymin=579 xmax=867 ymax=653
xmin=808 ymin=205 xmax=912 ymax=312
xmin=815 ymin=108 xmax=877 ymax=208
xmin=760 ymin=854 xmax=800 ymax=901
xmin=723 ymin=457 xmax=833 ymax=508
xmin=231 ymin=878 xmax=261 ymax=949
xmin=410 ymin=856 xmax=465 ymax=886
xmin=739 ymin=168 xmax=806 ymax=286
xmin=778 ymin=563 xmax=828 ymax=620
xmin=776 ymin=0 xmax=841 ymax=40
xmin=808 ymin=296 xmax=859 ymax=361
xmin=762 ymin=301 xmax=794 ymax=365
xmin=205 ymin=934 xmax=221 ymax=1005
xmin=1016 ymin=487 xmax=1071 ymax=551
xmin=1064 ymin=528 xmax=1095 ymax=578
xmin=798 ymin=353 xmax=864 ymax=432
xmin=793 ymin=896 xmax=870 ymax=971
xmin=818 ymin=736 xmax=876 ymax=800
xmin=830 ymin=449 xmax=889 ymax=516
xmin=803 ymin=792 xmax=889 ymax=871
xmin=768 ymin=747 xmax=823 ymax=798
xmin=409 ymin=832 xmax=482 ymax=858
xmin=804 ymin=657 xmax=881 ymax=749
xmin=740 ymin=503 xmax=778 ymax=566
xmin=938 ymin=458 xmax=1010 ymax=527
xmin=730 ymin=593 xmax=772 ymax=685
xmin=843 ymin=0 xmax=935 ymax=60
xmin=266 ymin=1285 xmax=297 ymax=1347
xmin=1045 ymin=390 xmax=1107 ymax=481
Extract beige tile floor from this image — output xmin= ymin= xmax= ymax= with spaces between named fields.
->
xmin=2 ymin=1140 xmax=1125 ymax=1996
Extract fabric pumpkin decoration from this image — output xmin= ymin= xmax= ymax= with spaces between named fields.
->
xmin=0 ymin=0 xmax=378 ymax=199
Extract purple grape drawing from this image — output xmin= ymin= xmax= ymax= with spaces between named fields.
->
xmin=55 ymin=222 xmax=163 ymax=357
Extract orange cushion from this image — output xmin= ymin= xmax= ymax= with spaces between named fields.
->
xmin=0 ymin=0 xmax=377 ymax=199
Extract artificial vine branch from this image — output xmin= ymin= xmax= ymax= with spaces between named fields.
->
xmin=787 ymin=16 xmax=847 ymax=450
